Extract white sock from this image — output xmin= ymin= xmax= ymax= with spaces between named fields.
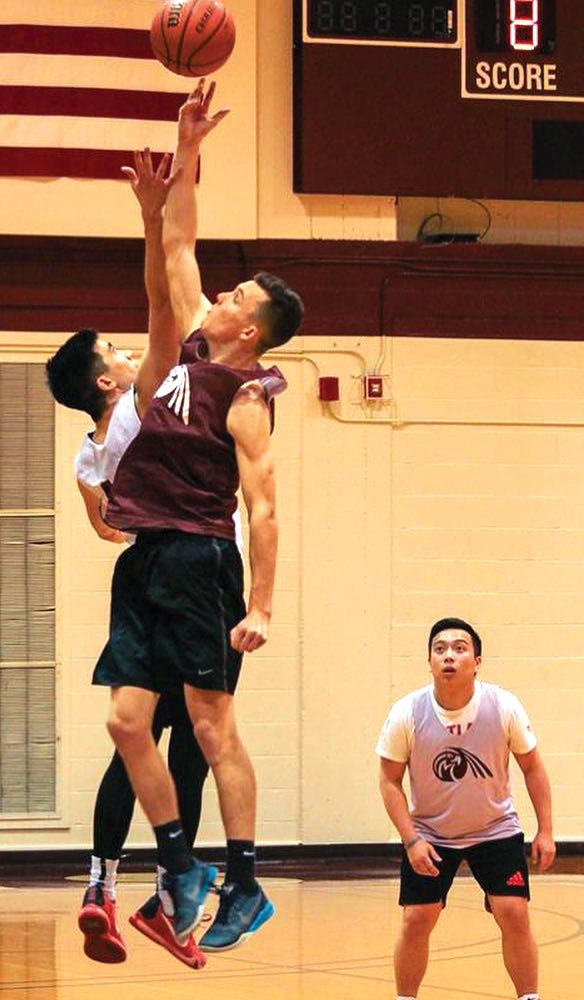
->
xmin=89 ymin=856 xmax=119 ymax=901
xmin=156 ymin=864 xmax=175 ymax=917
xmin=518 ymin=994 xmax=538 ymax=1000
xmin=397 ymin=996 xmax=417 ymax=999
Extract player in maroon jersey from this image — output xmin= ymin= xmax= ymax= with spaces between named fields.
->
xmin=47 ymin=94 xmax=231 ymax=966
xmin=92 ymin=81 xmax=304 ymax=951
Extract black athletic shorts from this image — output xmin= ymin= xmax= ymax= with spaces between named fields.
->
xmin=93 ymin=530 xmax=246 ymax=695
xmin=399 ymin=832 xmax=530 ymax=909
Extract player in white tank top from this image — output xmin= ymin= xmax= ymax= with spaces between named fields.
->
xmin=377 ymin=618 xmax=555 ymax=1000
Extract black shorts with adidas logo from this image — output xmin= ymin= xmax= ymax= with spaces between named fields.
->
xmin=399 ymin=831 xmax=530 ymax=908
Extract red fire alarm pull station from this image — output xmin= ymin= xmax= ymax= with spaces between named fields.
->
xmin=318 ymin=376 xmax=340 ymax=401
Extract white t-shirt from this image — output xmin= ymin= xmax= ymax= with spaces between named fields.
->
xmin=376 ymin=680 xmax=536 ymax=762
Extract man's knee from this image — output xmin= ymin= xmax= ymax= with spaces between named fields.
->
xmin=107 ymin=711 xmax=151 ymax=751
xmin=193 ymin=716 xmax=237 ymax=766
xmin=489 ymin=896 xmax=531 ymax=933
xmin=401 ymin=903 xmax=442 ymax=937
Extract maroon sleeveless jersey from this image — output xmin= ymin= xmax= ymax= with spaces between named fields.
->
xmin=105 ymin=333 xmax=286 ymax=537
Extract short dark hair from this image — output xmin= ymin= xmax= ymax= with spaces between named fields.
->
xmin=253 ymin=272 xmax=304 ymax=352
xmin=45 ymin=328 xmax=107 ymax=421
xmin=428 ymin=617 xmax=482 ymax=658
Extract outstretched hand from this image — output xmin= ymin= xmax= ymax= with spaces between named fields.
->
xmin=177 ymin=78 xmax=231 ymax=147
xmin=121 ymin=148 xmax=181 ymax=219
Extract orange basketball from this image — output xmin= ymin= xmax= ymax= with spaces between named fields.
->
xmin=150 ymin=0 xmax=236 ymax=77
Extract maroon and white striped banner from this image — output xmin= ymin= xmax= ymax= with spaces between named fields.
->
xmin=0 ymin=4 xmax=190 ymax=179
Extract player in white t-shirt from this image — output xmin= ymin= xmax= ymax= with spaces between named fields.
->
xmin=377 ymin=617 xmax=555 ymax=1000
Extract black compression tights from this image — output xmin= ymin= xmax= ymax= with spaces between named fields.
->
xmin=93 ymin=698 xmax=209 ymax=858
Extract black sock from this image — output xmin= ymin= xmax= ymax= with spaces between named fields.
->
xmin=154 ymin=820 xmax=191 ymax=875
xmin=225 ymin=839 xmax=257 ymax=892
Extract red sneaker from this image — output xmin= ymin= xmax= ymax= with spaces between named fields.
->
xmin=78 ymin=885 xmax=127 ymax=963
xmin=129 ymin=895 xmax=206 ymax=969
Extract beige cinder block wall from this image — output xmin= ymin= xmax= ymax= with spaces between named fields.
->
xmin=2 ymin=333 xmax=583 ymax=849
xmin=1 ymin=0 xmax=583 ymax=848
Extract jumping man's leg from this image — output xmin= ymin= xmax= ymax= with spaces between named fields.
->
xmin=128 ymin=697 xmax=210 ymax=969
xmin=185 ymin=684 xmax=274 ymax=950
xmin=78 ymin=751 xmax=136 ymax=964
xmin=107 ymin=684 xmax=216 ymax=943
xmin=185 ymin=687 xmax=255 ymax=841
xmin=79 ymin=696 xmax=170 ymax=964
xmin=107 ymin=686 xmax=179 ymax=825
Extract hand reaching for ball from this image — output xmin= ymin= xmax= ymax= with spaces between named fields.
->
xmin=120 ymin=149 xmax=181 ymax=221
xmin=178 ymin=79 xmax=231 ymax=148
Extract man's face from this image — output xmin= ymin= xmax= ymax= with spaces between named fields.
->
xmin=201 ymin=280 xmax=269 ymax=347
xmin=95 ymin=339 xmax=138 ymax=392
xmin=429 ymin=629 xmax=480 ymax=686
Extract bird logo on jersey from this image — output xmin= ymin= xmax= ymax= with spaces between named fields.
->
xmin=432 ymin=747 xmax=493 ymax=782
xmin=154 ymin=365 xmax=190 ymax=425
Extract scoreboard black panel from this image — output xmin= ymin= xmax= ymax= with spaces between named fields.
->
xmin=293 ymin=0 xmax=584 ymax=199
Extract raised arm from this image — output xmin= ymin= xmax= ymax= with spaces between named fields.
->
xmin=121 ymin=148 xmax=183 ymax=417
xmin=227 ymin=385 xmax=276 ymax=653
xmin=163 ymin=79 xmax=230 ymax=338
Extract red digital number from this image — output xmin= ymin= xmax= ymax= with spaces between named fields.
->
xmin=510 ymin=0 xmax=539 ymax=51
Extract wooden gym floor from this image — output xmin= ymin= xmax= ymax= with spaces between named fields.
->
xmin=1 ymin=872 xmax=582 ymax=1000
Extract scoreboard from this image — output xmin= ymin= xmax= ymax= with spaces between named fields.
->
xmin=293 ymin=0 xmax=584 ymax=199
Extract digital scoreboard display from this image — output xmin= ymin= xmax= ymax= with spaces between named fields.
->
xmin=294 ymin=0 xmax=584 ymax=199
xmin=475 ymin=0 xmax=556 ymax=55
xmin=306 ymin=1 xmax=458 ymax=43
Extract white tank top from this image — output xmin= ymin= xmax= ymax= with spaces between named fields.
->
xmin=409 ymin=682 xmax=521 ymax=847
xmin=74 ymin=388 xmax=140 ymax=488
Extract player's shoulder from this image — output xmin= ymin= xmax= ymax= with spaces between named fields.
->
xmin=387 ymin=685 xmax=430 ymax=717
xmin=481 ymin=683 xmax=529 ymax=732
xmin=107 ymin=387 xmax=140 ymax=437
xmin=229 ymin=380 xmax=272 ymax=428
xmin=481 ymin=681 xmax=521 ymax=707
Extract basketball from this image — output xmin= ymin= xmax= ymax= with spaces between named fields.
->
xmin=150 ymin=0 xmax=236 ymax=77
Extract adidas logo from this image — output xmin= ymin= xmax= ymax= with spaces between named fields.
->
xmin=506 ymin=870 xmax=525 ymax=887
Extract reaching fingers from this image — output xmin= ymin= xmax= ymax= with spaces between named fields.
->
xmin=201 ymin=80 xmax=216 ymax=112
xmin=141 ymin=147 xmax=154 ymax=175
xmin=120 ymin=166 xmax=138 ymax=184
xmin=187 ymin=77 xmax=206 ymax=103
xmin=212 ymin=107 xmax=231 ymax=125
xmin=154 ymin=151 xmax=171 ymax=179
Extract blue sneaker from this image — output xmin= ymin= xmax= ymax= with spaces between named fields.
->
xmin=199 ymin=882 xmax=274 ymax=951
xmin=164 ymin=859 xmax=217 ymax=944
